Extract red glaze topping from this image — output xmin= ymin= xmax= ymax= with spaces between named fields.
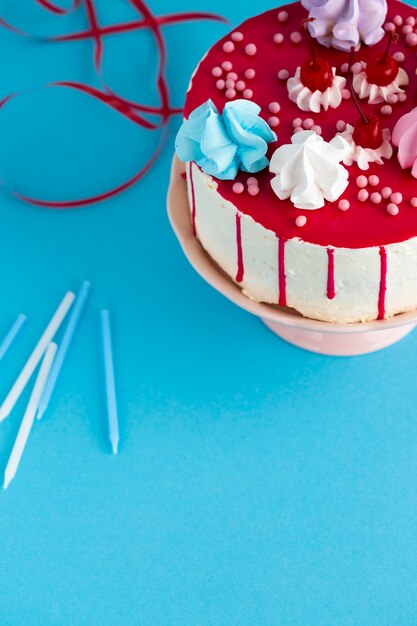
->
xmin=184 ymin=0 xmax=417 ymax=249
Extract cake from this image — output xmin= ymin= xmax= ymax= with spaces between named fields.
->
xmin=175 ymin=0 xmax=417 ymax=323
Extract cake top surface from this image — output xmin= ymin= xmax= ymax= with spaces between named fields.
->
xmin=183 ymin=0 xmax=417 ymax=249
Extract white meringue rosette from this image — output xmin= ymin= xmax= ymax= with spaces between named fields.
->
xmin=353 ymin=64 xmax=409 ymax=104
xmin=270 ymin=130 xmax=350 ymax=210
xmin=330 ymin=124 xmax=393 ymax=170
xmin=287 ymin=67 xmax=346 ymax=113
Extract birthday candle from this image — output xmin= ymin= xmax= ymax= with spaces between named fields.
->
xmin=37 ymin=281 xmax=91 ymax=420
xmin=0 ymin=291 xmax=75 ymax=422
xmin=100 ymin=310 xmax=119 ymax=454
xmin=3 ymin=342 xmax=58 ymax=489
xmin=0 ymin=314 xmax=26 ymax=361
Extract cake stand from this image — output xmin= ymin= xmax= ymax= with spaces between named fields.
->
xmin=167 ymin=156 xmax=417 ymax=356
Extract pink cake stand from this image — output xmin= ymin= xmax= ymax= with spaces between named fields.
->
xmin=167 ymin=156 xmax=417 ymax=356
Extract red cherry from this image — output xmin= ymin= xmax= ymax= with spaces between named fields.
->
xmin=366 ymin=52 xmax=399 ymax=87
xmin=300 ymin=57 xmax=333 ymax=92
xmin=353 ymin=113 xmax=383 ymax=149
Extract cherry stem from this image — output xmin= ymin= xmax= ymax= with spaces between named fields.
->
xmin=348 ymin=46 xmax=368 ymax=125
xmin=381 ymin=30 xmax=399 ymax=64
xmin=302 ymin=18 xmax=318 ymax=70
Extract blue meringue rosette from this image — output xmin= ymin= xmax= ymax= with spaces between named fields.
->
xmin=175 ymin=99 xmax=277 ymax=180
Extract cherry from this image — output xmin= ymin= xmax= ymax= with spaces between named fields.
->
xmin=353 ymin=113 xmax=383 ymax=150
xmin=300 ymin=18 xmax=333 ymax=93
xmin=365 ymin=31 xmax=400 ymax=87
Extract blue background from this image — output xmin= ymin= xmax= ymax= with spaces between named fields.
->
xmin=0 ymin=1 xmax=417 ymax=624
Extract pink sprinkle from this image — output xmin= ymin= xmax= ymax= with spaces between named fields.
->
xmin=303 ymin=118 xmax=315 ymax=130
xmin=295 ymin=215 xmax=307 ymax=227
xmin=387 ymin=203 xmax=399 ymax=215
xmin=393 ymin=51 xmax=405 ymax=63
xmin=231 ymin=31 xmax=244 ymax=42
xmin=336 ymin=120 xmax=346 ymax=132
xmin=233 ymin=182 xmax=244 ymax=194
xmin=357 ymin=189 xmax=369 ymax=202
xmin=381 ymin=187 xmax=392 ymax=199
xmin=223 ymin=41 xmax=235 ymax=53
xmin=243 ymin=89 xmax=253 ymax=99
xmin=368 ymin=175 xmax=379 ymax=187
xmin=385 ymin=22 xmax=396 ymax=32
xmin=222 ymin=61 xmax=233 ymax=71
xmin=370 ymin=192 xmax=382 ymax=204
xmin=268 ymin=116 xmax=280 ymax=128
xmin=387 ymin=93 xmax=398 ymax=104
xmin=236 ymin=80 xmax=246 ymax=91
xmin=268 ymin=102 xmax=281 ymax=114
xmin=403 ymin=24 xmax=413 ymax=34
xmin=405 ymin=16 xmax=416 ymax=26
xmin=393 ymin=15 xmax=403 ymax=26
xmin=391 ymin=192 xmax=403 ymax=204
xmin=278 ymin=69 xmax=289 ymax=80
xmin=410 ymin=197 xmax=417 ymax=207
xmin=338 ymin=199 xmax=350 ymax=211
xmin=277 ymin=10 xmax=289 ymax=22
xmin=342 ymin=89 xmax=351 ymax=100
xmin=406 ymin=33 xmax=417 ymax=46
xmin=312 ymin=125 xmax=322 ymax=135
xmin=290 ymin=31 xmax=302 ymax=44
xmin=212 ymin=66 xmax=222 ymax=77
xmin=381 ymin=105 xmax=392 ymax=116
xmin=225 ymin=79 xmax=236 ymax=89
xmin=273 ymin=33 xmax=284 ymax=44
xmin=245 ymin=68 xmax=256 ymax=80
xmin=340 ymin=62 xmax=349 ymax=73
xmin=248 ymin=184 xmax=259 ymax=196
xmin=216 ymin=79 xmax=226 ymax=90
xmin=356 ymin=175 xmax=368 ymax=188
xmin=398 ymin=93 xmax=407 ymax=102
xmin=351 ymin=61 xmax=363 ymax=74
xmin=245 ymin=43 xmax=257 ymax=56
xmin=227 ymin=72 xmax=238 ymax=80
xmin=225 ymin=88 xmax=236 ymax=99
xmin=247 ymin=177 xmax=258 ymax=186
xmin=292 ymin=117 xmax=302 ymax=128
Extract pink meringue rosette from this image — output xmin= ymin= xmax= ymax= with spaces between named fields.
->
xmin=392 ymin=107 xmax=417 ymax=178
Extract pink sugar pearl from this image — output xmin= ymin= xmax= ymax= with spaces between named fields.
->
xmin=381 ymin=105 xmax=392 ymax=116
xmin=268 ymin=116 xmax=280 ymax=127
xmin=273 ymin=33 xmax=284 ymax=44
xmin=223 ymin=41 xmax=235 ymax=53
xmin=247 ymin=177 xmax=258 ymax=186
xmin=357 ymin=189 xmax=369 ymax=202
xmin=225 ymin=79 xmax=236 ymax=89
xmin=403 ymin=24 xmax=413 ymax=34
xmin=342 ymin=89 xmax=351 ymax=100
xmin=398 ymin=93 xmax=407 ymax=102
xmin=278 ymin=69 xmax=289 ymax=80
xmin=277 ymin=10 xmax=288 ymax=22
xmin=391 ymin=192 xmax=403 ymax=204
xmin=312 ymin=125 xmax=322 ymax=135
xmin=225 ymin=88 xmax=236 ymax=99
xmin=387 ymin=94 xmax=398 ymax=104
xmin=393 ymin=51 xmax=405 ymax=63
xmin=248 ymin=184 xmax=259 ymax=196
xmin=303 ymin=118 xmax=314 ymax=130
xmin=245 ymin=68 xmax=256 ymax=80
xmin=385 ymin=22 xmax=396 ymax=32
xmin=340 ymin=62 xmax=349 ymax=73
xmin=293 ymin=127 xmax=303 ymax=133
xmin=393 ymin=15 xmax=403 ymax=26
xmin=356 ymin=175 xmax=368 ymax=188
xmin=368 ymin=175 xmax=379 ymax=187
xmin=411 ymin=197 xmax=417 ymax=207
xmin=233 ymin=182 xmax=244 ymax=194
xmin=336 ymin=120 xmax=346 ymax=132
xmin=231 ymin=31 xmax=244 ymax=42
xmin=243 ymin=88 xmax=253 ymax=99
xmin=406 ymin=16 xmax=416 ymax=26
xmin=338 ymin=199 xmax=350 ymax=211
xmin=351 ymin=62 xmax=362 ymax=74
xmin=295 ymin=215 xmax=307 ymax=227
xmin=216 ymin=79 xmax=225 ymax=90
xmin=245 ymin=43 xmax=257 ymax=56
xmin=221 ymin=61 xmax=233 ymax=71
xmin=227 ymin=72 xmax=238 ymax=80
xmin=406 ymin=33 xmax=417 ymax=46
xmin=290 ymin=31 xmax=302 ymax=44
xmin=370 ymin=192 xmax=382 ymax=204
xmin=293 ymin=117 xmax=302 ymax=128
xmin=387 ymin=203 xmax=399 ymax=215
xmin=212 ymin=66 xmax=222 ymax=77
xmin=236 ymin=80 xmax=246 ymax=91
xmin=381 ymin=187 xmax=392 ymax=199
xmin=268 ymin=102 xmax=281 ymax=114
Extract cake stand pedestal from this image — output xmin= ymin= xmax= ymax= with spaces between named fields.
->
xmin=167 ymin=156 xmax=417 ymax=356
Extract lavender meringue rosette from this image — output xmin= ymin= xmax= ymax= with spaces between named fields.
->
xmin=301 ymin=0 xmax=388 ymax=51
xmin=175 ymin=99 xmax=277 ymax=180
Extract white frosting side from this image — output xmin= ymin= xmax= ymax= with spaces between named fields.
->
xmin=353 ymin=66 xmax=409 ymax=104
xmin=187 ymin=163 xmax=417 ymax=323
xmin=287 ymin=67 xmax=346 ymax=112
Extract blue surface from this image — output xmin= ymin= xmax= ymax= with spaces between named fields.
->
xmin=1 ymin=1 xmax=417 ymax=624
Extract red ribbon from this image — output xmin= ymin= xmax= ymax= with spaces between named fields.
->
xmin=0 ymin=0 xmax=227 ymax=208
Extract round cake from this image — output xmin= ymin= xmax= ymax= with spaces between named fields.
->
xmin=175 ymin=0 xmax=417 ymax=323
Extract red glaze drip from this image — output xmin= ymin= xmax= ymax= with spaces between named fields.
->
xmin=190 ymin=163 xmax=197 ymax=236
xmin=326 ymin=248 xmax=336 ymax=300
xmin=236 ymin=212 xmax=244 ymax=283
xmin=278 ymin=237 xmax=287 ymax=307
xmin=378 ymin=246 xmax=388 ymax=320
